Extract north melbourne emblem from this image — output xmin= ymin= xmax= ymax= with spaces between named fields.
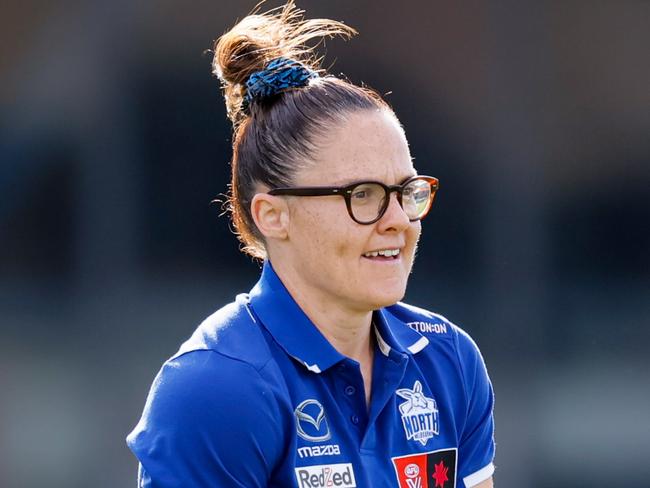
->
xmin=396 ymin=380 xmax=439 ymax=445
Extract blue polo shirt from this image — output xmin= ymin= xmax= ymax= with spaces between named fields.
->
xmin=127 ymin=261 xmax=495 ymax=488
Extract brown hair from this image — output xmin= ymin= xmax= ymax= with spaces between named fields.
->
xmin=212 ymin=1 xmax=391 ymax=258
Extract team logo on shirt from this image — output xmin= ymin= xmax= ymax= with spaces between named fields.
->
xmin=295 ymin=399 xmax=331 ymax=442
xmin=396 ymin=381 xmax=439 ymax=445
xmin=392 ymin=448 xmax=457 ymax=488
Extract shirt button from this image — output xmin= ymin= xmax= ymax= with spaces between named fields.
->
xmin=344 ymin=385 xmax=356 ymax=396
xmin=350 ymin=414 xmax=359 ymax=425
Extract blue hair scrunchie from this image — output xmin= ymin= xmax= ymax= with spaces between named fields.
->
xmin=245 ymin=57 xmax=317 ymax=105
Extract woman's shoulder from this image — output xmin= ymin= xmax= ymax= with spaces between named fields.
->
xmin=127 ymin=352 xmax=292 ymax=487
xmin=386 ymin=301 xmax=461 ymax=340
xmin=127 ymin=294 xmax=294 ymax=480
xmin=135 ymin=292 xmax=290 ymax=414
xmin=385 ymin=301 xmax=485 ymax=362
xmin=172 ymin=292 xmax=273 ymax=372
xmin=133 ymin=292 xmax=289 ymax=426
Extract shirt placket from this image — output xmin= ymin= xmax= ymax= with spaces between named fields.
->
xmin=332 ymin=359 xmax=369 ymax=443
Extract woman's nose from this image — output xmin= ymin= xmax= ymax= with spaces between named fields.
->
xmin=377 ymin=192 xmax=410 ymax=231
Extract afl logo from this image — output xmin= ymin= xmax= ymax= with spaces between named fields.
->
xmin=294 ymin=399 xmax=331 ymax=442
xmin=404 ymin=463 xmax=420 ymax=478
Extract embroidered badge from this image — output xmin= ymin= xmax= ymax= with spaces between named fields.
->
xmin=392 ymin=448 xmax=457 ymax=488
xmin=396 ymin=380 xmax=439 ymax=445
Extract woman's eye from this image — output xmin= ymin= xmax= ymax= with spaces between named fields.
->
xmin=351 ymin=184 xmax=382 ymax=202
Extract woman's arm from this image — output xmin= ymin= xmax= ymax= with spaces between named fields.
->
xmin=473 ymin=476 xmax=494 ymax=488
xmin=455 ymin=327 xmax=496 ymax=488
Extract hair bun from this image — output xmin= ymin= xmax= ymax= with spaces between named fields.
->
xmin=244 ymin=57 xmax=317 ymax=108
xmin=212 ymin=1 xmax=357 ymax=124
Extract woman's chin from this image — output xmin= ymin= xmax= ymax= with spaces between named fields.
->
xmin=362 ymin=286 xmax=407 ymax=310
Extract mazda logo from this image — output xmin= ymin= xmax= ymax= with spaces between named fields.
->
xmin=294 ymin=399 xmax=331 ymax=442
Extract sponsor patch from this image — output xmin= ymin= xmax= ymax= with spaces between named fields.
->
xmin=396 ymin=381 xmax=439 ymax=445
xmin=295 ymin=399 xmax=331 ymax=442
xmin=407 ymin=321 xmax=448 ymax=335
xmin=294 ymin=463 xmax=356 ymax=488
xmin=297 ymin=444 xmax=341 ymax=458
xmin=392 ymin=448 xmax=457 ymax=488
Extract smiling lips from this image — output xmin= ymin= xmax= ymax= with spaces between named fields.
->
xmin=362 ymin=249 xmax=401 ymax=259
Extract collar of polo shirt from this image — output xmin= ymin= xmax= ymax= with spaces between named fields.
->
xmin=248 ymin=261 xmax=429 ymax=373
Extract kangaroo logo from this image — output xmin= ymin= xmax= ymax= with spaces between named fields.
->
xmin=396 ymin=380 xmax=439 ymax=445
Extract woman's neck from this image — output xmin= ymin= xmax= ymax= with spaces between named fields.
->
xmin=291 ymin=284 xmax=375 ymax=407
xmin=271 ymin=260 xmax=374 ymax=361
xmin=271 ymin=260 xmax=376 ymax=406
xmin=290 ymin=280 xmax=374 ymax=362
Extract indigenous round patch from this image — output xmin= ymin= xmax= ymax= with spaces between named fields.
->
xmin=392 ymin=448 xmax=457 ymax=488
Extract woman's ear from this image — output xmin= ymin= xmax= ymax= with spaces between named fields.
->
xmin=250 ymin=193 xmax=289 ymax=240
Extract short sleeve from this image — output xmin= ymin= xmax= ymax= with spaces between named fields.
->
xmin=126 ymin=350 xmax=290 ymax=487
xmin=455 ymin=329 xmax=496 ymax=487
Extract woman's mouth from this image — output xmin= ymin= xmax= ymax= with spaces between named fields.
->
xmin=362 ymin=248 xmax=401 ymax=260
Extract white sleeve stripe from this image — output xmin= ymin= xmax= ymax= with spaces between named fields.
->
xmin=463 ymin=462 xmax=495 ymax=487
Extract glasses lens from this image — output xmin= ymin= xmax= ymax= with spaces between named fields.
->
xmin=402 ymin=178 xmax=432 ymax=219
xmin=349 ymin=183 xmax=386 ymax=223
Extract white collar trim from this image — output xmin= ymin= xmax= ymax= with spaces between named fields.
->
xmin=407 ymin=336 xmax=429 ymax=354
xmin=375 ymin=324 xmax=429 ymax=356
xmin=374 ymin=325 xmax=392 ymax=356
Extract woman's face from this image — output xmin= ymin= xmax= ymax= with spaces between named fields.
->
xmin=278 ymin=109 xmax=422 ymax=313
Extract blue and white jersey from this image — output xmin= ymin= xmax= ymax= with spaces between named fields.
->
xmin=127 ymin=262 xmax=495 ymax=488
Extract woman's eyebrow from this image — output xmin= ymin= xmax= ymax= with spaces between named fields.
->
xmin=400 ymin=172 xmax=418 ymax=182
xmin=330 ymin=172 xmax=418 ymax=187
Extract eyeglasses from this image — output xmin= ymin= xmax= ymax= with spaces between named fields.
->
xmin=267 ymin=175 xmax=439 ymax=225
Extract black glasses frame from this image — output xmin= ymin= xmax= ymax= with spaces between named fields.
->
xmin=267 ymin=175 xmax=439 ymax=225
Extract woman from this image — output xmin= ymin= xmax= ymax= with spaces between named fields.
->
xmin=127 ymin=3 xmax=495 ymax=487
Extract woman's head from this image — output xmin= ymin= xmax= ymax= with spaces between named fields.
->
xmin=213 ymin=2 xmax=435 ymax=310
xmin=266 ymin=109 xmax=423 ymax=312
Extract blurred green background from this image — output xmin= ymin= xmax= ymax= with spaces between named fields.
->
xmin=1 ymin=1 xmax=649 ymax=487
